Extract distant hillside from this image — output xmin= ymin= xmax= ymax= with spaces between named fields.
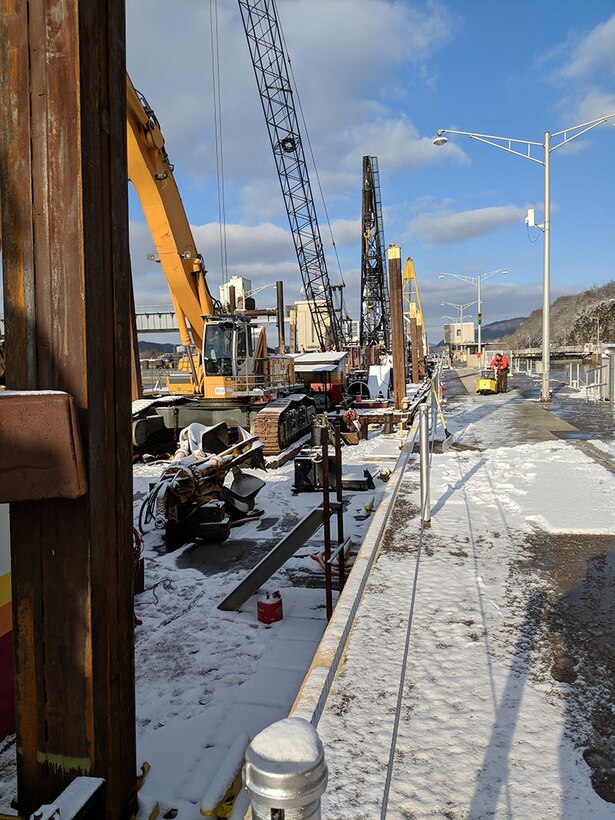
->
xmin=438 ymin=280 xmax=615 ymax=347
xmin=479 ymin=317 xmax=527 ymax=342
xmin=138 ymin=340 xmax=175 ymax=357
xmin=502 ymin=280 xmax=615 ymax=347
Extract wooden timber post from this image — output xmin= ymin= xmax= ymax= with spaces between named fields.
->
xmin=0 ymin=1 xmax=136 ymax=816
xmin=276 ymin=280 xmax=286 ymax=354
xmin=388 ymin=244 xmax=406 ymax=410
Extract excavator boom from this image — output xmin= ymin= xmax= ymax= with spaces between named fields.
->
xmin=126 ymin=74 xmax=215 ymax=357
xmin=126 ymin=73 xmax=313 ymax=455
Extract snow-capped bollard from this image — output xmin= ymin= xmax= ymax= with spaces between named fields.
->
xmin=243 ymin=717 xmax=328 ymax=819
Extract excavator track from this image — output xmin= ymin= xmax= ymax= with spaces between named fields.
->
xmin=253 ymin=394 xmax=316 ymax=455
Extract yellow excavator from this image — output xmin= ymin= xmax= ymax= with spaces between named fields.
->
xmin=126 ymin=74 xmax=315 ymax=454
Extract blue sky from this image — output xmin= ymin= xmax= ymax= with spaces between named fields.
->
xmin=126 ymin=0 xmax=615 ymax=344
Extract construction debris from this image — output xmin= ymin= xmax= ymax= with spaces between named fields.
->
xmin=138 ymin=422 xmax=266 ymax=548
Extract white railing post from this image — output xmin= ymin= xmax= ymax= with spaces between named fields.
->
xmin=419 ymin=402 xmax=431 ymax=528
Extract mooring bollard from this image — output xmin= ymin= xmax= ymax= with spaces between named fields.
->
xmin=419 ymin=402 xmax=431 ymax=527
xmin=243 ymin=717 xmax=328 ymax=819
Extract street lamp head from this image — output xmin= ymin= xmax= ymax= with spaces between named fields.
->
xmin=433 ymin=130 xmax=448 ymax=147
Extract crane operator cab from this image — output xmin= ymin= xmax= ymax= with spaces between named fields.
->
xmin=201 ymin=315 xmax=256 ymax=397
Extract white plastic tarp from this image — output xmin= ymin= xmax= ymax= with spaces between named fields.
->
xmin=367 ymin=364 xmax=392 ymax=399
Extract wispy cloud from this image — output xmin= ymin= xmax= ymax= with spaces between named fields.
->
xmin=554 ymin=14 xmax=615 ymax=82
xmin=342 ymin=117 xmax=468 ymax=172
xmin=542 ymin=13 xmax=615 ymax=124
xmin=407 ymin=205 xmax=526 ymax=246
xmin=126 ymin=0 xmax=460 ymax=219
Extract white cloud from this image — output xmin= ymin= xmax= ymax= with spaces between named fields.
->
xmin=543 ymin=13 xmax=615 ymax=126
xmin=555 ymin=14 xmax=615 ymax=81
xmin=328 ymin=218 xmax=361 ymax=248
xmin=560 ymin=89 xmax=615 ymax=126
xmin=126 ymin=0 xmax=459 ymax=221
xmin=407 ymin=205 xmax=526 ymax=246
xmin=130 ymin=218 xmax=324 ymax=306
xmin=342 ymin=117 xmax=468 ymax=172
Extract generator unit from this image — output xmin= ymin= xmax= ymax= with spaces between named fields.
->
xmin=293 ymin=447 xmax=337 ymax=492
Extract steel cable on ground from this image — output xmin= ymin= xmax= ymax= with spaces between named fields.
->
xmin=380 ymin=396 xmax=437 ymax=818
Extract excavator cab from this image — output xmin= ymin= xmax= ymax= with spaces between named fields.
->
xmin=201 ymin=316 xmax=256 ymax=394
xmin=203 ymin=322 xmax=236 ymax=376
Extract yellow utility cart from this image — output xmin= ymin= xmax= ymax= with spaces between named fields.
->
xmin=476 ymin=369 xmax=498 ymax=395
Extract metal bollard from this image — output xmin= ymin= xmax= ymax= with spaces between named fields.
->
xmin=243 ymin=717 xmax=328 ymax=819
xmin=419 ymin=402 xmax=431 ymax=528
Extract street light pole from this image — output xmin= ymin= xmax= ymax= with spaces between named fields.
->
xmin=477 ymin=274 xmax=482 ymax=366
xmin=542 ymin=130 xmax=551 ymax=396
xmin=434 ymin=113 xmax=615 ymax=401
xmin=442 ymin=300 xmax=475 ymax=353
xmin=439 ymin=270 xmax=507 ymax=366
xmin=441 ymin=300 xmax=476 ymax=328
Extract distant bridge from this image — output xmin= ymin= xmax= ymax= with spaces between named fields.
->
xmin=1 ymin=308 xmax=278 ymax=338
xmin=513 ymin=347 xmax=596 ymax=360
xmin=134 ymin=306 xmax=178 ymax=333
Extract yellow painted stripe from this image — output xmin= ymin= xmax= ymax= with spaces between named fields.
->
xmin=0 ymin=602 xmax=11 ymax=638
xmin=0 ymin=573 xmax=11 ymax=609
xmin=35 ymin=750 xmax=91 ymax=773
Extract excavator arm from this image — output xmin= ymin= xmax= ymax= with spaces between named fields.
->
xmin=126 ymin=73 xmax=311 ymax=456
xmin=126 ymin=73 xmax=216 ymax=366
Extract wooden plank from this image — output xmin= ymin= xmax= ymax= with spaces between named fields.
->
xmin=0 ymin=0 xmax=135 ymax=815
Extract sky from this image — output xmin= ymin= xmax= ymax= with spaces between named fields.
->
xmin=124 ymin=0 xmax=615 ymax=345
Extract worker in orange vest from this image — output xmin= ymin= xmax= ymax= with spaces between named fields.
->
xmin=490 ymin=353 xmax=509 ymax=393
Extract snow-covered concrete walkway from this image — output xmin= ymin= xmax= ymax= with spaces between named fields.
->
xmin=298 ymin=373 xmax=615 ymax=818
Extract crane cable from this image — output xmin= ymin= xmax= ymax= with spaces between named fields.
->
xmin=209 ymin=0 xmax=229 ymax=284
xmin=276 ymin=3 xmax=346 ymax=292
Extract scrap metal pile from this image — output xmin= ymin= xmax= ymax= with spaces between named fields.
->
xmin=139 ymin=422 xmax=266 ymax=548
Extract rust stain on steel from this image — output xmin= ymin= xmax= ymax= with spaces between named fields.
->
xmin=0 ymin=4 xmax=37 ymax=388
xmin=13 ymin=594 xmax=38 ymax=795
xmin=2 ymin=0 xmax=135 ymax=813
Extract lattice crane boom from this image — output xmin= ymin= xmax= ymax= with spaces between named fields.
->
xmin=360 ymin=155 xmax=390 ymax=349
xmin=238 ymin=0 xmax=345 ymax=351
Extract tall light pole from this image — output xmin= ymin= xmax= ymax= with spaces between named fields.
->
xmin=441 ymin=300 xmax=476 ymax=331
xmin=439 ymin=269 xmax=507 ymax=365
xmin=442 ymin=300 xmax=476 ymax=351
xmin=434 ymin=113 xmax=615 ymax=400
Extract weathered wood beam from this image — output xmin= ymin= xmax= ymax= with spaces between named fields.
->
xmin=0 ymin=0 xmax=135 ymax=815
xmin=388 ymin=244 xmax=406 ymax=409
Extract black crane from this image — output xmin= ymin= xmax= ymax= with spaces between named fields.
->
xmin=238 ymin=0 xmax=345 ymax=351
xmin=360 ymin=156 xmax=390 ymax=349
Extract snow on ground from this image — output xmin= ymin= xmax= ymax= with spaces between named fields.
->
xmin=131 ymin=430 xmax=400 ymax=815
xmin=3 ymin=370 xmax=615 ymax=818
xmin=316 ymin=379 xmax=615 ymax=818
xmin=0 ymin=429 xmax=399 ymax=815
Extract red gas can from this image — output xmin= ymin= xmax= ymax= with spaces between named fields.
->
xmin=257 ymin=591 xmax=283 ymax=624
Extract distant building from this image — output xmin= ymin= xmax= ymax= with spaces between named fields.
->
xmin=295 ymin=300 xmax=330 ymax=352
xmin=443 ymin=321 xmax=475 ymax=346
xmin=219 ymin=276 xmax=252 ymax=311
